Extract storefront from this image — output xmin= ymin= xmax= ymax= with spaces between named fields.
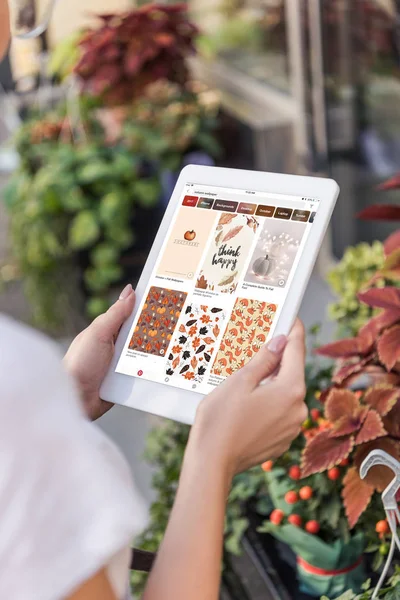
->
xmin=189 ymin=0 xmax=400 ymax=257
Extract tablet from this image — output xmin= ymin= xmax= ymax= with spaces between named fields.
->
xmin=100 ymin=166 xmax=339 ymax=424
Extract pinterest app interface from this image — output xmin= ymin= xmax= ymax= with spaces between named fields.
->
xmin=116 ymin=183 xmax=319 ymax=394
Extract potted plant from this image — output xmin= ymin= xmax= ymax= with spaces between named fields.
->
xmin=129 ymin=178 xmax=400 ymax=598
xmin=3 ymin=4 xmax=220 ymax=330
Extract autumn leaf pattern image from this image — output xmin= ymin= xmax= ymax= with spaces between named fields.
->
xmin=165 ymin=304 xmax=226 ymax=384
xmin=212 ymin=298 xmax=277 ymax=377
xmin=195 ymin=212 xmax=259 ymax=294
xmin=129 ymin=287 xmax=187 ymax=356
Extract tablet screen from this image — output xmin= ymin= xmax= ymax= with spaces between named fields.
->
xmin=116 ymin=182 xmax=319 ymax=394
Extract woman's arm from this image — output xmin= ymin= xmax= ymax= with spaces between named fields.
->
xmin=69 ymin=569 xmax=117 ymax=600
xmin=143 ymin=322 xmax=306 ymax=600
xmin=142 ymin=444 xmax=231 ymax=600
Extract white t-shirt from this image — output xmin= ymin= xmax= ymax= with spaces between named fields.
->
xmin=0 ymin=315 xmax=147 ymax=600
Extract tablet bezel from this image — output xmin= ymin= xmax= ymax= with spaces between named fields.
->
xmin=100 ymin=166 xmax=339 ymax=424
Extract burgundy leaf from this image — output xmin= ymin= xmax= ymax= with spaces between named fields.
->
xmin=342 ymin=467 xmax=374 ymax=528
xmin=383 ymin=400 xmax=400 ymax=439
xmin=377 ymin=325 xmax=400 ymax=371
xmin=358 ymin=287 xmax=400 ymax=310
xmin=384 ymin=231 xmax=400 ymax=256
xmin=331 ymin=410 xmax=368 ymax=437
xmin=378 ymin=174 xmax=400 ymax=191
xmin=362 ymin=365 xmax=400 ymax=388
xmin=357 ymin=204 xmax=400 ymax=220
xmin=364 ymin=385 xmax=400 ymax=416
xmin=316 ymin=338 xmax=361 ymax=358
xmin=301 ymin=430 xmax=354 ymax=477
xmin=359 ymin=309 xmax=400 ymax=343
xmin=333 ymin=359 xmax=369 ymax=385
xmin=325 ymin=389 xmax=360 ymax=423
xmin=354 ymin=410 xmax=387 ymax=445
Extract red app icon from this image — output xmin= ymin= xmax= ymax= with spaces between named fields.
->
xmin=137 ymin=370 xmax=143 ymax=376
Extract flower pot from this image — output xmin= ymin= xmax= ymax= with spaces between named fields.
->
xmin=295 ymin=548 xmax=366 ymax=598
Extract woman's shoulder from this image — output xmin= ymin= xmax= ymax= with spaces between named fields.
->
xmin=0 ymin=314 xmax=79 ymax=418
xmin=0 ymin=314 xmax=63 ymax=361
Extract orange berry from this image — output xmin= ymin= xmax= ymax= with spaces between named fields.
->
xmin=262 ymin=460 xmax=274 ymax=472
xmin=305 ymin=520 xmax=320 ymax=534
xmin=328 ymin=467 xmax=341 ymax=481
xmin=289 ymin=465 xmax=301 ymax=480
xmin=288 ymin=514 xmax=302 ymax=527
xmin=339 ymin=458 xmax=349 ymax=467
xmin=310 ymin=408 xmax=321 ymax=421
xmin=270 ymin=509 xmax=285 ymax=525
xmin=376 ymin=520 xmax=389 ymax=535
xmin=299 ymin=486 xmax=313 ymax=500
xmin=285 ymin=491 xmax=299 ymax=505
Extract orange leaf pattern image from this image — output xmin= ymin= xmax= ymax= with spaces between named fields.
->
xmin=212 ymin=298 xmax=277 ymax=377
xmin=196 ymin=212 xmax=259 ymax=294
xmin=129 ymin=287 xmax=187 ymax=356
xmin=166 ymin=304 xmax=226 ymax=385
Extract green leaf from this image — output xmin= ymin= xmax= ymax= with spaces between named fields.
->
xmin=161 ymin=154 xmax=181 ymax=172
xmin=41 ymin=189 xmax=63 ymax=214
xmin=105 ymin=226 xmax=136 ymax=249
xmin=77 ymin=161 xmax=110 ymax=184
xmin=84 ymin=265 xmax=123 ymax=292
xmin=386 ymin=583 xmax=400 ymax=600
xmin=69 ymin=210 xmax=100 ymax=249
xmin=372 ymin=550 xmax=384 ymax=572
xmin=255 ymin=496 xmax=273 ymax=516
xmin=133 ymin=178 xmax=161 ymax=209
xmin=99 ymin=191 xmax=127 ymax=224
xmin=365 ymin=543 xmax=380 ymax=553
xmin=61 ymin=188 xmax=89 ymax=212
xmin=90 ymin=243 xmax=119 ymax=267
xmin=319 ymin=495 xmax=341 ymax=530
xmin=112 ymin=151 xmax=138 ymax=179
xmin=361 ymin=579 xmax=372 ymax=592
xmin=224 ymin=518 xmax=248 ymax=556
xmin=86 ymin=296 xmax=110 ymax=319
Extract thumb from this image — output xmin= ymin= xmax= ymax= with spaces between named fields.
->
xmin=238 ymin=335 xmax=287 ymax=389
xmin=93 ymin=284 xmax=135 ymax=342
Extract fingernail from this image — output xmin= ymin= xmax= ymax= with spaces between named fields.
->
xmin=119 ymin=283 xmax=133 ymax=300
xmin=268 ymin=335 xmax=287 ymax=354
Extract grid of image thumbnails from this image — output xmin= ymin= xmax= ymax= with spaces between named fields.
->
xmin=127 ymin=192 xmax=314 ymax=385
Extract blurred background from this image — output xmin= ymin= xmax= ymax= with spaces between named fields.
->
xmin=1 ymin=1 xmax=400 ymax=598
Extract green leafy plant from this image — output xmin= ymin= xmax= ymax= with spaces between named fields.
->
xmin=4 ymin=113 xmax=160 ymax=327
xmin=328 ymin=242 xmax=385 ymax=337
xmin=74 ymin=3 xmax=198 ymax=106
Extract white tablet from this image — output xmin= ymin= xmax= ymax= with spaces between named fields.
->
xmin=100 ymin=166 xmax=339 ymax=424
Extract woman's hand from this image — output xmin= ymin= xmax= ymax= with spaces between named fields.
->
xmin=143 ymin=320 xmax=307 ymax=600
xmin=191 ymin=319 xmax=307 ymax=476
xmin=63 ymin=284 xmax=135 ymax=421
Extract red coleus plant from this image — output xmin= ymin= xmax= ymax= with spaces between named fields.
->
xmin=74 ymin=3 xmax=198 ymax=106
xmin=302 ymin=179 xmax=400 ymax=529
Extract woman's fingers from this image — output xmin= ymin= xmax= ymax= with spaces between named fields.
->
xmin=278 ymin=320 xmax=306 ymax=379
